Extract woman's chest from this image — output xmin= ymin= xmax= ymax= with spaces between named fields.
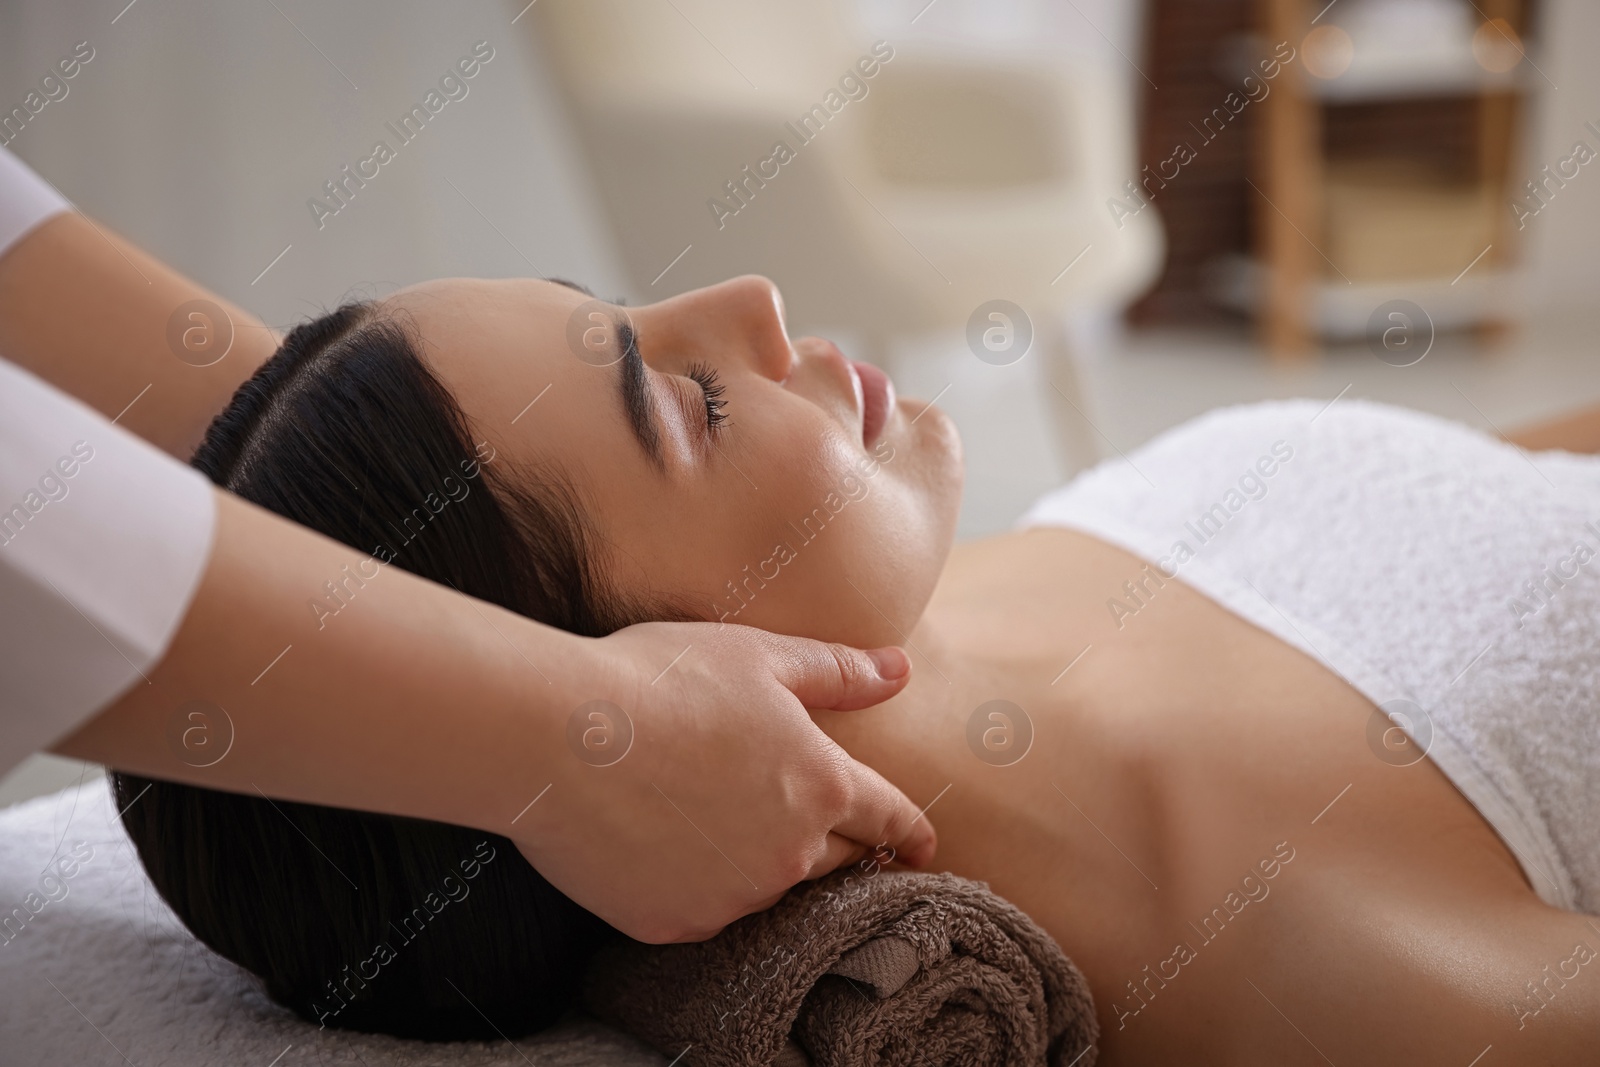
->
xmin=872 ymin=530 xmax=1527 ymax=1057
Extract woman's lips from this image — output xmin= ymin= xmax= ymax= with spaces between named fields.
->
xmin=853 ymin=359 xmax=895 ymax=448
xmin=805 ymin=336 xmax=896 ymax=448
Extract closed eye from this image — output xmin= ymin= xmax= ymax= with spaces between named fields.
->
xmin=686 ymin=362 xmax=727 ymax=432
xmin=615 ymin=320 xmax=726 ymax=467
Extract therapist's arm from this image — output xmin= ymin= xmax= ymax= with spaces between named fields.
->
xmin=0 ymin=206 xmax=936 ymax=943
xmin=56 ymin=489 xmax=933 ymax=943
xmin=0 ymin=212 xmax=278 ymax=460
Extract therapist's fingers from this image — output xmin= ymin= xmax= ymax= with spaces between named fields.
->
xmin=803 ymin=832 xmax=869 ymax=880
xmin=766 ymin=633 xmax=913 ymax=712
xmin=830 ymin=759 xmax=938 ymax=870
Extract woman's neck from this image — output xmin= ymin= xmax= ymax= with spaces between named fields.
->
xmin=903 ymin=530 xmax=1097 ymax=679
xmin=816 ymin=531 xmax=1102 ymax=800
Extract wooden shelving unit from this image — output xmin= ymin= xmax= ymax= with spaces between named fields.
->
xmin=1248 ymin=0 xmax=1536 ymax=360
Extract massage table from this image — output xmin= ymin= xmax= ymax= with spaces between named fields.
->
xmin=0 ymin=778 xmax=666 ymax=1065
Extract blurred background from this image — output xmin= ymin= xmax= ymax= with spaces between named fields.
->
xmin=3 ymin=0 xmax=1599 ymax=801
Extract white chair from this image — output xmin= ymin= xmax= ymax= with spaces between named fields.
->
xmin=526 ymin=0 xmax=1163 ymax=473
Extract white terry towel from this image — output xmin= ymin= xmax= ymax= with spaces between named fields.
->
xmin=0 ymin=778 xmax=665 ymax=1065
xmin=1021 ymin=399 xmax=1600 ymax=914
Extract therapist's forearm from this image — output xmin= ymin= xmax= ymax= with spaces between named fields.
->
xmin=52 ymin=488 xmax=575 ymax=835
xmin=0 ymin=212 xmax=279 ymax=460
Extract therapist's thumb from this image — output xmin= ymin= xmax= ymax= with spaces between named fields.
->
xmin=770 ymin=635 xmax=912 ymax=711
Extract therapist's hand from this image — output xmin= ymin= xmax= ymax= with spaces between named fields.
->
xmin=3 ymin=208 xmax=929 ymax=944
xmin=510 ymin=620 xmax=936 ymax=944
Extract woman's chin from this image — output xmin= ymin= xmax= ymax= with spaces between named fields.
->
xmin=896 ymin=396 xmax=964 ymax=540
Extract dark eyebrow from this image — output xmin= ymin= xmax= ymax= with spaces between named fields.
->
xmin=552 ymin=277 xmax=661 ymax=464
xmin=549 ymin=277 xmax=594 ymax=297
xmin=616 ymin=319 xmax=664 ymax=469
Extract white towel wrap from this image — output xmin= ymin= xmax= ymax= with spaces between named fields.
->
xmin=1021 ymin=399 xmax=1600 ymax=914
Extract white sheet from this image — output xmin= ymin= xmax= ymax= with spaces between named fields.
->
xmin=0 ymin=779 xmax=665 ymax=1065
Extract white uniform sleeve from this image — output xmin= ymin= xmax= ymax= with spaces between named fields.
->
xmin=0 ymin=145 xmax=70 ymax=254
xmin=0 ymin=361 xmax=217 ymax=775
xmin=0 ymin=147 xmax=218 ymax=775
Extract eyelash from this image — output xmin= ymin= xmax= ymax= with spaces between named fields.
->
xmin=686 ymin=361 xmax=728 ymax=431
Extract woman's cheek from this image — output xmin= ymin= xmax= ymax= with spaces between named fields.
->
xmin=690 ymin=414 xmax=938 ymax=642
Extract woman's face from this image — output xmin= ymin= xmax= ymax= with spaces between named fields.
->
xmin=388 ymin=275 xmax=962 ymax=647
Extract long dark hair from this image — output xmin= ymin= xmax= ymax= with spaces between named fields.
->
xmin=111 ymin=302 xmax=663 ymax=1039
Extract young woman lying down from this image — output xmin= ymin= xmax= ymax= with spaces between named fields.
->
xmin=114 ymin=275 xmax=1600 ymax=1064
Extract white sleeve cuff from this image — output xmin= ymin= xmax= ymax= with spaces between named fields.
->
xmin=0 ymin=146 xmax=71 ymax=261
xmin=0 ymin=358 xmax=217 ymax=775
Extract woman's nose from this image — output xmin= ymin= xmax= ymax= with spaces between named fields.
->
xmin=669 ymin=275 xmax=795 ymax=382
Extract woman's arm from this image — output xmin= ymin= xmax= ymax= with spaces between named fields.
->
xmin=1227 ymin=868 xmax=1600 ymax=1065
xmin=1313 ymin=896 xmax=1598 ymax=1063
xmin=1505 ymin=402 xmax=1600 ymax=454
xmin=0 ymin=211 xmax=278 ymax=460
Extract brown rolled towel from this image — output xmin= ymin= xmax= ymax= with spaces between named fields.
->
xmin=582 ymin=869 xmax=1098 ymax=1067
